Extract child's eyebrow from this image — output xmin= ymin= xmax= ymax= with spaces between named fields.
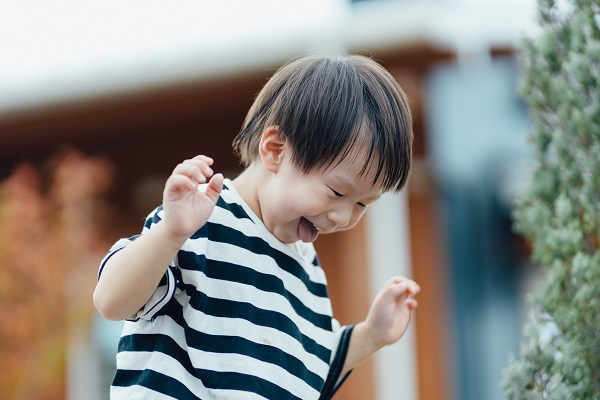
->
xmin=330 ymin=175 xmax=355 ymax=190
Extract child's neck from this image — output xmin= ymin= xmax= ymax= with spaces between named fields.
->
xmin=232 ymin=165 xmax=263 ymax=221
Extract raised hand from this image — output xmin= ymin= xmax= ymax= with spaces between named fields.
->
xmin=364 ymin=276 xmax=420 ymax=348
xmin=162 ymin=155 xmax=224 ymax=243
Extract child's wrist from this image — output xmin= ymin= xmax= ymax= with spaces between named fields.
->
xmin=355 ymin=321 xmax=386 ymax=354
xmin=155 ymin=220 xmax=190 ymax=251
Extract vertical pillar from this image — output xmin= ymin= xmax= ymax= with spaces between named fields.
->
xmin=365 ymin=191 xmax=419 ymax=400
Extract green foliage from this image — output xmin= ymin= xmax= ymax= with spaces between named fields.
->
xmin=502 ymin=0 xmax=600 ymax=398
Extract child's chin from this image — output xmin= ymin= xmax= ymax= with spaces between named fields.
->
xmin=273 ymin=231 xmax=297 ymax=245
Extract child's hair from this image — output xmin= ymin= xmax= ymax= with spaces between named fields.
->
xmin=232 ymin=54 xmax=413 ymax=192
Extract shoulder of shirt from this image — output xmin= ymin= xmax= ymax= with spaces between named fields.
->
xmin=197 ymin=178 xmax=248 ymax=213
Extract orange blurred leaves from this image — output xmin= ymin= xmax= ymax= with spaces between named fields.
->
xmin=0 ymin=149 xmax=114 ymax=400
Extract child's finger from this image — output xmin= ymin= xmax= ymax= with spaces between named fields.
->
xmin=407 ymin=281 xmax=420 ymax=295
xmin=405 ymin=298 xmax=418 ymax=310
xmin=173 ymin=163 xmax=208 ymax=184
xmin=187 ymin=156 xmax=214 ymax=176
xmin=389 ymin=277 xmax=420 ymax=295
xmin=191 ymin=155 xmax=214 ymax=165
xmin=204 ymin=173 xmax=224 ymax=204
xmin=166 ymin=174 xmax=197 ymax=192
xmin=394 ymin=286 xmax=418 ymax=311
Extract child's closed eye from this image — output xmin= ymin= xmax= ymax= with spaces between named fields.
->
xmin=329 ymin=186 xmax=367 ymax=207
xmin=329 ymin=187 xmax=343 ymax=197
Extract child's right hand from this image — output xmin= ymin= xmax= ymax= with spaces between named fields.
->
xmin=94 ymin=155 xmax=222 ymax=321
xmin=162 ymin=155 xmax=223 ymax=244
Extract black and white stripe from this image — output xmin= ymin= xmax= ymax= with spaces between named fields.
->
xmin=99 ymin=180 xmax=353 ymax=399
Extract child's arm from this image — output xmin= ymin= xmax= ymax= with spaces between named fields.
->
xmin=341 ymin=277 xmax=420 ymax=374
xmin=93 ymin=155 xmax=223 ymax=321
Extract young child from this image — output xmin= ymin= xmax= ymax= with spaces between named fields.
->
xmin=94 ymin=54 xmax=420 ymax=400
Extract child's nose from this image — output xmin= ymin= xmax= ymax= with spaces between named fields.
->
xmin=327 ymin=204 xmax=353 ymax=228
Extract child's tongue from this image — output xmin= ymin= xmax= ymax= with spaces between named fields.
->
xmin=298 ymin=217 xmax=318 ymax=243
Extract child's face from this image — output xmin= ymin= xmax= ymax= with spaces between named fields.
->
xmin=259 ymin=145 xmax=383 ymax=244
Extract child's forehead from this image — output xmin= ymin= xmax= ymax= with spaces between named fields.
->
xmin=323 ymin=146 xmax=384 ymax=189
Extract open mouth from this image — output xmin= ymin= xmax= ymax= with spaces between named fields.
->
xmin=298 ymin=217 xmax=319 ymax=243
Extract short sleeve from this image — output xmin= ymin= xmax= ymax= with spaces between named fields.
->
xmin=97 ymin=207 xmax=179 ymax=321
xmin=319 ymin=321 xmax=355 ymax=399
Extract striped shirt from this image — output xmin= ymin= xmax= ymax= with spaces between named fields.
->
xmin=98 ymin=179 xmax=353 ymax=399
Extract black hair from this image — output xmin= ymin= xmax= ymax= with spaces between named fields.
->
xmin=232 ymin=54 xmax=413 ymax=192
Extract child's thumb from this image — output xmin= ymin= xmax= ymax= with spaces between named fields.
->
xmin=205 ymin=173 xmax=224 ymax=204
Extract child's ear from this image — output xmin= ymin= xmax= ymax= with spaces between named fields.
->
xmin=259 ymin=126 xmax=287 ymax=173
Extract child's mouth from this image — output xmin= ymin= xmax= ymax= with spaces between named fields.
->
xmin=298 ymin=217 xmax=318 ymax=243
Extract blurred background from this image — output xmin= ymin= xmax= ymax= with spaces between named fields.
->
xmin=0 ymin=0 xmax=540 ymax=399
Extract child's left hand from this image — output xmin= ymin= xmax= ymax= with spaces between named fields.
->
xmin=342 ymin=276 xmax=420 ymax=373
xmin=363 ymin=276 xmax=420 ymax=349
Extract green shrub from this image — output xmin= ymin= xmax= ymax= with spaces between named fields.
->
xmin=502 ymin=1 xmax=600 ymax=398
